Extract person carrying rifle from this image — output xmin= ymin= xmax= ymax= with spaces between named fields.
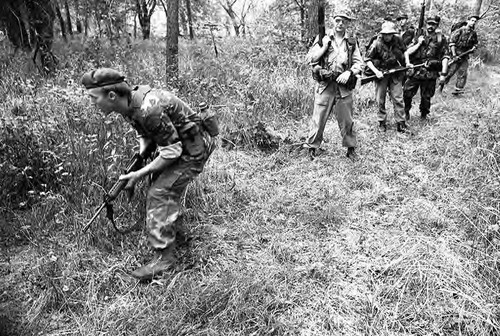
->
xmin=365 ymin=21 xmax=409 ymax=133
xmin=404 ymin=15 xmax=449 ymax=120
xmin=81 ymin=68 xmax=216 ymax=280
xmin=396 ymin=14 xmax=415 ymax=48
xmin=304 ymin=11 xmax=364 ymax=161
xmin=445 ymin=14 xmax=479 ymax=95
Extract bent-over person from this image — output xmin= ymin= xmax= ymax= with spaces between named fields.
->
xmin=81 ymin=68 xmax=216 ymax=280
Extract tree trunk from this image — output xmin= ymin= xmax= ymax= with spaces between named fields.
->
xmin=55 ymin=3 xmax=67 ymax=41
xmin=299 ymin=3 xmax=305 ymax=42
xmin=185 ymin=0 xmax=194 ymax=39
xmin=165 ymin=0 xmax=179 ymax=86
xmin=26 ymin=0 xmax=57 ymax=74
xmin=136 ymin=0 xmax=156 ymax=39
xmin=305 ymin=0 xmax=322 ymax=45
xmin=64 ymin=0 xmax=72 ymax=35
xmin=74 ymin=0 xmax=82 ymax=33
xmin=141 ymin=20 xmax=150 ymax=39
xmin=134 ymin=13 xmax=137 ymax=38
xmin=473 ymin=0 xmax=483 ymax=16
xmin=84 ymin=14 xmax=88 ymax=36
xmin=221 ymin=6 xmax=240 ymax=36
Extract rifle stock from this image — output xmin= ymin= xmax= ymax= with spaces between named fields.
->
xmin=82 ymin=152 xmax=147 ymax=233
xmin=360 ymin=63 xmax=426 ymax=85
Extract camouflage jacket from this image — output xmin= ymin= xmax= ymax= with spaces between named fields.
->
xmin=365 ymin=35 xmax=406 ymax=70
xmin=408 ymin=32 xmax=450 ymax=80
xmin=128 ymin=85 xmax=208 ymax=161
xmin=450 ymin=26 xmax=478 ymax=54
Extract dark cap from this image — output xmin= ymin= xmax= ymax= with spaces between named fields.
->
xmin=396 ymin=14 xmax=408 ymax=20
xmin=81 ymin=68 xmax=126 ymax=89
xmin=426 ymin=15 xmax=441 ymax=24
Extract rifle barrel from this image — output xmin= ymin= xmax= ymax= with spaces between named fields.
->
xmin=82 ymin=203 xmax=106 ymax=232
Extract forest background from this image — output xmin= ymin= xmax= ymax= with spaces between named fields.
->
xmin=1 ymin=0 xmax=500 ymax=335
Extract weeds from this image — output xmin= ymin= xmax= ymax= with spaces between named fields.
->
xmin=1 ymin=37 xmax=500 ymax=335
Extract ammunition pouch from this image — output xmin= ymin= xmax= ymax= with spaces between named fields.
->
xmin=425 ymin=60 xmax=442 ymax=71
xmin=344 ymin=71 xmax=358 ymax=91
xmin=179 ymin=122 xmax=205 ymax=157
xmin=200 ymin=112 xmax=220 ymax=137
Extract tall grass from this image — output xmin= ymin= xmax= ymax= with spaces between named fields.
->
xmin=1 ymin=36 xmax=500 ymax=335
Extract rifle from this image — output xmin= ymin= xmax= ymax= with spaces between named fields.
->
xmin=438 ymin=47 xmax=476 ymax=92
xmin=317 ymin=0 xmax=326 ymax=48
xmin=360 ymin=63 xmax=426 ymax=85
xmin=415 ymin=0 xmax=426 ymax=42
xmin=83 ymin=150 xmax=152 ymax=233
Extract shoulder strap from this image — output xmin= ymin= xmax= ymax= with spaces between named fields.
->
xmin=346 ymin=36 xmax=357 ymax=68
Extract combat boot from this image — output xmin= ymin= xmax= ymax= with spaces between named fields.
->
xmin=405 ymin=110 xmax=410 ymax=121
xmin=397 ymin=122 xmax=410 ymax=133
xmin=378 ymin=121 xmax=387 ymax=132
xmin=307 ymin=147 xmax=316 ymax=160
xmin=346 ymin=147 xmax=359 ymax=162
xmin=131 ymin=244 xmax=176 ymax=281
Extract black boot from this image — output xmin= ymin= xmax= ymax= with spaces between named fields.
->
xmin=131 ymin=244 xmax=177 ymax=281
xmin=405 ymin=110 xmax=410 ymax=121
xmin=346 ymin=147 xmax=359 ymax=161
xmin=307 ymin=148 xmax=316 ymax=160
xmin=397 ymin=121 xmax=410 ymax=133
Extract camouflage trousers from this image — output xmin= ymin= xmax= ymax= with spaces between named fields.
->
xmin=147 ymin=138 xmax=215 ymax=250
xmin=305 ymin=81 xmax=357 ymax=149
xmin=445 ymin=56 xmax=469 ymax=90
xmin=403 ymin=77 xmax=437 ymax=118
xmin=375 ymin=74 xmax=405 ymax=123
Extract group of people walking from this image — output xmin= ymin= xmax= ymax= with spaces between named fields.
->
xmin=303 ymin=11 xmax=480 ymax=161
xmin=79 ymin=11 xmax=480 ymax=281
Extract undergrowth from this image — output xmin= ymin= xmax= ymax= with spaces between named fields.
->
xmin=0 ymin=36 xmax=499 ymax=335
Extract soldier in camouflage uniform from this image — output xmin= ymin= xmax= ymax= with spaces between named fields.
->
xmin=81 ymin=68 xmax=216 ymax=280
xmin=404 ymin=15 xmax=450 ymax=120
xmin=365 ymin=21 xmax=409 ymax=133
xmin=445 ymin=15 xmax=479 ymax=95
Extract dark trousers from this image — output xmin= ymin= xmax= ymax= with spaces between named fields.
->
xmin=446 ymin=57 xmax=469 ymax=90
xmin=403 ymin=77 xmax=437 ymax=118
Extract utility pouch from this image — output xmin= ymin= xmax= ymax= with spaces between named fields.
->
xmin=201 ymin=113 xmax=220 ymax=137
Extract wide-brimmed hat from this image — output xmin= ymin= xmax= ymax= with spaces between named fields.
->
xmin=380 ymin=22 xmax=398 ymax=34
xmin=333 ymin=11 xmax=354 ymax=21
xmin=468 ymin=14 xmax=480 ymax=20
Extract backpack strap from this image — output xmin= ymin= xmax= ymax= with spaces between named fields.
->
xmin=346 ymin=36 xmax=357 ymax=69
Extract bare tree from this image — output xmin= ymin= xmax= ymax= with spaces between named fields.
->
xmin=55 ymin=2 xmax=67 ymax=41
xmin=218 ymin=0 xmax=254 ymax=36
xmin=136 ymin=0 xmax=157 ymax=39
xmin=293 ymin=0 xmax=307 ymax=42
xmin=65 ymin=0 xmax=73 ymax=35
xmin=185 ymin=0 xmax=194 ymax=39
xmin=161 ymin=0 xmax=179 ymax=85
